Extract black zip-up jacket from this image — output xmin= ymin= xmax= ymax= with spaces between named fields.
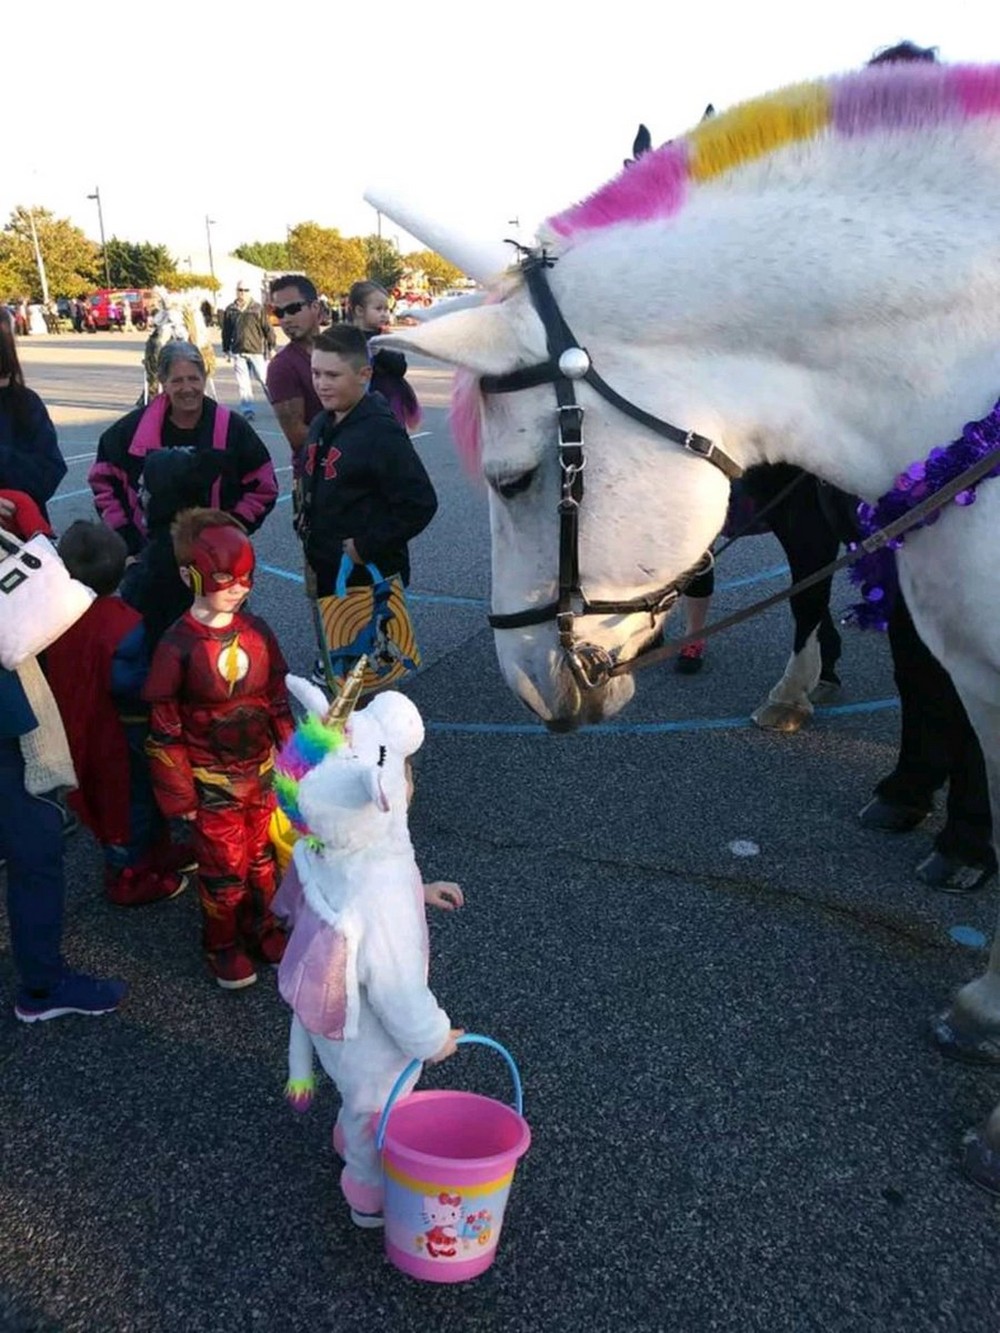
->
xmin=221 ymin=301 xmax=275 ymax=356
xmin=300 ymin=392 xmax=437 ymax=592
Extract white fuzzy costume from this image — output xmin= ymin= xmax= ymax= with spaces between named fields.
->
xmin=275 ymin=683 xmax=450 ymax=1216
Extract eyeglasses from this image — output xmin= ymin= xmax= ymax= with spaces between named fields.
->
xmin=236 ymin=287 xmax=249 ymax=293
xmin=272 ymin=300 xmax=309 ymax=318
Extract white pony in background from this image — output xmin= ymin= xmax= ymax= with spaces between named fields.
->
xmin=367 ymin=60 xmax=1000 ymax=1184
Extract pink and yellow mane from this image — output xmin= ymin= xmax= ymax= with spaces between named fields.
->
xmin=546 ymin=63 xmax=1000 ymax=241
xmin=449 ymin=61 xmax=1000 ymax=471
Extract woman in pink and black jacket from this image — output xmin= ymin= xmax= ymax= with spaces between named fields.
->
xmin=88 ymin=341 xmax=278 ymax=557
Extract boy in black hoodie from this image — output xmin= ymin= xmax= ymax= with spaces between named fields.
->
xmin=299 ymin=325 xmax=437 ymax=598
xmin=298 ymin=325 xmax=437 ymax=692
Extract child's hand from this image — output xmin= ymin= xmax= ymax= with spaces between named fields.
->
xmin=424 ymin=880 xmax=464 ymax=911
xmin=428 ymin=1028 xmax=465 ymax=1064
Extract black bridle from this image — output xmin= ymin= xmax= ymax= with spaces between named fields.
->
xmin=480 ymin=251 xmax=743 ymax=691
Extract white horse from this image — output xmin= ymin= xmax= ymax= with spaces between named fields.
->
xmin=368 ymin=62 xmax=1000 ymax=1179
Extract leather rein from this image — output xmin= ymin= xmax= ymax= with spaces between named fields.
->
xmin=478 ymin=250 xmax=1000 ymax=689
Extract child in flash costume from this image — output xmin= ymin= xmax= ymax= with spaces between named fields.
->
xmin=273 ymin=669 xmax=462 ymax=1226
xmin=143 ymin=510 xmax=294 ymax=987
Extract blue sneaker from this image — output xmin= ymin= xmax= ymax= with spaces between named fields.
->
xmin=15 ymin=971 xmax=128 ymax=1024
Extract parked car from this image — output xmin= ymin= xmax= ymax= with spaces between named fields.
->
xmin=86 ymin=288 xmax=155 ymax=331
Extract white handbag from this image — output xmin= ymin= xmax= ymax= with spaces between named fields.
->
xmin=0 ymin=529 xmax=96 ymax=670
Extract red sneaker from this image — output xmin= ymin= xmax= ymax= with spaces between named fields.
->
xmin=254 ymin=926 xmax=288 ymax=967
xmin=106 ymin=866 xmax=189 ymax=907
xmin=675 ymin=640 xmax=706 ymax=675
xmin=207 ymin=948 xmax=258 ymax=991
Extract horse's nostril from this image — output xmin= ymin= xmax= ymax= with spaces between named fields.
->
xmin=493 ymin=468 xmax=538 ymax=500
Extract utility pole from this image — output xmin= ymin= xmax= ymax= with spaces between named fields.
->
xmin=26 ymin=209 xmax=50 ymax=304
xmin=205 ymin=215 xmax=217 ymax=294
xmin=87 ymin=187 xmax=111 ymax=290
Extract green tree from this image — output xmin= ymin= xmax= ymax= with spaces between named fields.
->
xmin=364 ymin=235 xmax=404 ymax=292
xmin=174 ymin=272 xmax=220 ymax=292
xmin=404 ymin=249 xmax=467 ymax=293
xmin=105 ymin=237 xmax=179 ymax=288
xmin=287 ymin=223 xmax=366 ymax=297
xmin=0 ymin=206 xmax=99 ymax=298
xmin=233 ymin=239 xmax=290 ymax=271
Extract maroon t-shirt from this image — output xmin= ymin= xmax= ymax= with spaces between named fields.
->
xmin=266 ymin=340 xmax=324 ymax=477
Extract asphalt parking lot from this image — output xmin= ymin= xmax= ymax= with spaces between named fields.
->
xmin=2 ymin=333 xmax=999 ymax=1333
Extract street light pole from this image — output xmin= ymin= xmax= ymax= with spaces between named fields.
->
xmin=205 ymin=214 xmax=217 ymax=293
xmin=26 ymin=208 xmax=50 ymax=305
xmin=87 ymin=187 xmax=111 ymax=290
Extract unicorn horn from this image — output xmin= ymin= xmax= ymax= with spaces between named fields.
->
xmin=323 ymin=657 xmax=368 ymax=729
xmin=363 ymin=185 xmax=512 ymax=286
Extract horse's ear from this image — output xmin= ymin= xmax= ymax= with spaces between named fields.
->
xmin=374 ymin=299 xmax=544 ymax=377
xmin=702 ymin=103 xmax=715 ymax=121
xmin=633 ymin=123 xmax=652 ymax=158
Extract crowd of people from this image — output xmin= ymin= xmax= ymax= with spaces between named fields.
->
xmin=0 ymin=251 xmax=995 ymax=1223
xmin=0 ymin=272 xmax=434 ymax=990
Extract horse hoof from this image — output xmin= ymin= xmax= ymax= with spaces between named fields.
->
xmin=961 ymin=1132 xmax=1000 ymax=1196
xmin=931 ymin=1011 xmax=1000 ymax=1066
xmin=751 ymin=702 xmax=811 ymax=733
xmin=809 ymin=678 xmax=841 ymax=705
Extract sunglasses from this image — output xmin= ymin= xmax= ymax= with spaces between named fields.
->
xmin=272 ymin=300 xmax=310 ymax=318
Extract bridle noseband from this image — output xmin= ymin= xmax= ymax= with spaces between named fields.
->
xmin=480 ymin=251 xmax=742 ymax=692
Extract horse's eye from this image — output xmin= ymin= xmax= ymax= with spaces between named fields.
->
xmin=493 ymin=468 xmax=538 ymax=500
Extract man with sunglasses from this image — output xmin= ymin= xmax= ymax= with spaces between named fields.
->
xmin=267 ymin=274 xmax=328 ymax=679
xmin=221 ymin=281 xmax=275 ymax=421
xmin=266 ymin=274 xmax=324 ymax=478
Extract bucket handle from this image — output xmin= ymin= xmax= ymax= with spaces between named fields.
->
xmin=375 ymin=1034 xmax=523 ymax=1152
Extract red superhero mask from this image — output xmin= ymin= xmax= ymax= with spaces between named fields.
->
xmin=184 ymin=524 xmax=255 ymax=596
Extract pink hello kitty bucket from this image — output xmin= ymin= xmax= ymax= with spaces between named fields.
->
xmin=373 ymin=1035 xmax=531 ymax=1283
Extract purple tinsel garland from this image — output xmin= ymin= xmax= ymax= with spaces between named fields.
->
xmin=845 ymin=396 xmax=1000 ymax=631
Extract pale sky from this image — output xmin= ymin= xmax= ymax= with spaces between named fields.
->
xmin=4 ymin=0 xmax=994 ymax=276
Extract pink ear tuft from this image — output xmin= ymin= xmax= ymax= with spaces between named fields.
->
xmin=449 ymin=369 xmax=483 ymax=477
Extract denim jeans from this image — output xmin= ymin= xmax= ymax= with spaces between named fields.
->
xmin=0 ymin=737 xmax=65 ymax=991
xmin=232 ymin=353 xmax=270 ymax=408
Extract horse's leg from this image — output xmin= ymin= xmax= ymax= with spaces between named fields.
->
xmin=931 ymin=692 xmax=1000 ymax=1064
xmin=811 ymin=608 xmax=843 ymax=704
xmin=752 ymin=479 xmax=839 ymax=733
xmin=928 ymin=692 xmax=1000 ymax=1193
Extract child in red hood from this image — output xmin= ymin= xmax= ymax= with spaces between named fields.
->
xmin=44 ymin=520 xmax=191 ymax=906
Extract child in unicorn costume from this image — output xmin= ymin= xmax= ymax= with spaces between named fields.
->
xmin=273 ymin=663 xmax=462 ymax=1227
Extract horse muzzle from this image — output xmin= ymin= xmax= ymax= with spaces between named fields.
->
xmin=493 ymin=627 xmax=640 ymax=729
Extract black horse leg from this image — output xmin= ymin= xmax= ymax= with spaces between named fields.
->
xmin=745 ymin=469 xmax=842 ymax=729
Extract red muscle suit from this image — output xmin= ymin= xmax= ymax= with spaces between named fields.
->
xmin=142 ymin=521 xmax=294 ymax=982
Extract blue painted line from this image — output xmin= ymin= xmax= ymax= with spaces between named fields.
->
xmin=256 ymin=563 xmax=483 ymax=609
xmin=949 ymin=925 xmax=988 ymax=949
xmin=258 ymin=562 xmax=303 ymax=584
xmin=428 ymin=699 xmax=899 ymax=737
xmin=49 ymin=487 xmax=93 ymax=503
xmin=718 ymin=563 xmax=788 ymax=591
xmin=811 ymin=698 xmax=898 ymax=717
